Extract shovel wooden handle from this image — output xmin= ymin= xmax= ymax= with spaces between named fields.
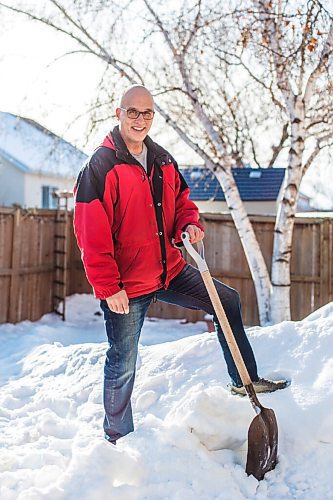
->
xmin=200 ymin=269 xmax=252 ymax=387
xmin=181 ymin=232 xmax=252 ymax=387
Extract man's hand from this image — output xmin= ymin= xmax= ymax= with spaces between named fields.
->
xmin=185 ymin=224 xmax=204 ymax=244
xmin=106 ymin=290 xmax=129 ymax=314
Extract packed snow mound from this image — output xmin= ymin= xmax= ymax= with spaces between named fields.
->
xmin=0 ymin=296 xmax=333 ymax=499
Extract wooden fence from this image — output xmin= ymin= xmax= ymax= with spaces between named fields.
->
xmin=150 ymin=213 xmax=333 ymax=325
xmin=0 ymin=207 xmax=89 ymax=324
xmin=0 ymin=207 xmax=332 ymax=325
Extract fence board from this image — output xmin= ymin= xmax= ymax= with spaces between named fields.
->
xmin=320 ymin=220 xmax=331 ymax=307
xmin=0 ymin=212 xmax=13 ymax=269
xmin=0 ymin=208 xmax=332 ymax=325
xmin=8 ymin=210 xmax=21 ymax=323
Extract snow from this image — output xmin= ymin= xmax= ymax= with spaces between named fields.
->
xmin=0 ymin=111 xmax=87 ymax=178
xmin=0 ymin=294 xmax=333 ymax=499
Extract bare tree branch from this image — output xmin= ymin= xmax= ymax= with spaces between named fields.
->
xmin=303 ymin=133 xmax=333 ymax=175
xmin=268 ymin=122 xmax=289 ymax=167
xmin=304 ymin=18 xmax=333 ymax=103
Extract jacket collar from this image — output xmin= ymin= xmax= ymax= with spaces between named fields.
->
xmin=108 ymin=126 xmax=172 ymax=167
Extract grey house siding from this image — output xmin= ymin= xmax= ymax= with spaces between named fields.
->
xmin=0 ymin=157 xmax=25 ymax=207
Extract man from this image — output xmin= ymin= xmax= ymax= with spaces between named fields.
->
xmin=74 ymin=84 xmax=288 ymax=444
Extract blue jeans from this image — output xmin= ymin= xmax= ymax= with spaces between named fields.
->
xmin=100 ymin=264 xmax=258 ymax=441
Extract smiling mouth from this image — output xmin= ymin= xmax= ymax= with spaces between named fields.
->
xmin=132 ymin=126 xmax=145 ymax=132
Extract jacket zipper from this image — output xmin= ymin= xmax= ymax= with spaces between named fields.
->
xmin=135 ymin=162 xmax=168 ymax=287
xmin=121 ymin=154 xmax=168 ymax=287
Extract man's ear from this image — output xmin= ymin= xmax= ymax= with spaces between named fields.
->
xmin=115 ymin=108 xmax=121 ymax=120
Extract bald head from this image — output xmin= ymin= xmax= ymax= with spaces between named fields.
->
xmin=120 ymin=85 xmax=154 ymax=108
xmin=116 ymin=84 xmax=155 ymax=154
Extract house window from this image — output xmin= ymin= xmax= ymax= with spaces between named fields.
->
xmin=42 ymin=186 xmax=58 ymax=209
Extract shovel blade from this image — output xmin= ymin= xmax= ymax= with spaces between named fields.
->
xmin=246 ymin=407 xmax=278 ymax=480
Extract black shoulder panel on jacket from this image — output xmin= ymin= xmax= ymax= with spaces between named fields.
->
xmin=147 ymin=137 xmax=189 ymax=194
xmin=172 ymin=158 xmax=189 ymax=193
xmin=75 ymin=147 xmax=120 ymax=203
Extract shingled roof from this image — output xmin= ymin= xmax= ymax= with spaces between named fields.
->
xmin=0 ymin=111 xmax=87 ymax=178
xmin=181 ymin=167 xmax=286 ymax=201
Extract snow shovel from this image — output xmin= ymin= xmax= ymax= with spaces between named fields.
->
xmin=181 ymin=232 xmax=278 ymax=481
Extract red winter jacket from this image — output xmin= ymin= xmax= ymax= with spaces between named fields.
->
xmin=73 ymin=126 xmax=204 ymax=299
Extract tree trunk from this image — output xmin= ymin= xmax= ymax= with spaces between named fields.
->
xmin=271 ymin=95 xmax=305 ymax=323
xmin=211 ymin=164 xmax=272 ymax=325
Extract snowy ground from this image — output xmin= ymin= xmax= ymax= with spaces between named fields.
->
xmin=0 ymin=294 xmax=332 ymax=500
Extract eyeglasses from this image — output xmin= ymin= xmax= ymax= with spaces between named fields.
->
xmin=119 ymin=107 xmax=155 ymax=120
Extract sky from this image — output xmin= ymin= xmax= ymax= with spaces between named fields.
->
xmin=0 ymin=14 xmax=104 ymax=151
xmin=0 ymin=3 xmax=332 ymax=207
xmin=0 ymin=4 xmax=192 ymax=161
xmin=0 ymin=293 xmax=333 ymax=499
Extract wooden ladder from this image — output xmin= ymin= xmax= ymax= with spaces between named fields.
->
xmin=53 ymin=191 xmax=72 ymax=320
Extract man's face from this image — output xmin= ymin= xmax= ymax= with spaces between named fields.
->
xmin=116 ymin=89 xmax=154 ymax=150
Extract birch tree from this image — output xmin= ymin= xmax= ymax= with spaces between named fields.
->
xmin=1 ymin=0 xmax=332 ymax=324
xmin=221 ymin=0 xmax=333 ymax=322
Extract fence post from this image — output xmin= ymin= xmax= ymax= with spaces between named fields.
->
xmin=330 ymin=220 xmax=333 ymax=304
xmin=319 ymin=219 xmax=330 ymax=308
xmin=8 ymin=208 xmax=21 ymax=323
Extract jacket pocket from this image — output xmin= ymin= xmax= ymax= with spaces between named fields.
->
xmin=115 ymin=245 xmax=140 ymax=277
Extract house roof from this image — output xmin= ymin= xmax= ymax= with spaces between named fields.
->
xmin=0 ymin=111 xmax=87 ymax=178
xmin=181 ymin=167 xmax=286 ymax=201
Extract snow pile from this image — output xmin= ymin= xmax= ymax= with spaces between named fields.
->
xmin=0 ymin=295 xmax=333 ymax=499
